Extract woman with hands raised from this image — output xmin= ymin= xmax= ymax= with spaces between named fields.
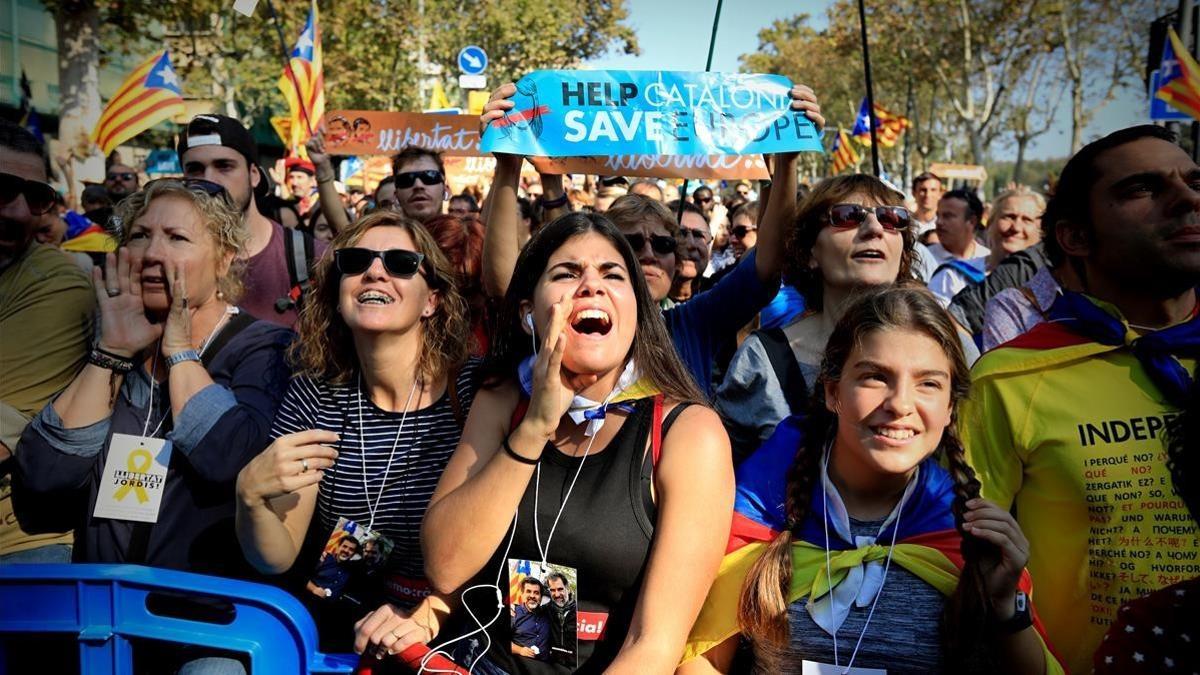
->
xmin=14 ymin=178 xmax=293 ymax=576
xmin=235 ymin=211 xmax=480 ymax=658
xmin=422 ymin=212 xmax=734 ymax=674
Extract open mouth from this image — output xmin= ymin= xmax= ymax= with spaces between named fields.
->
xmin=851 ymin=249 xmax=886 ymax=261
xmin=570 ymin=308 xmax=612 ymax=337
xmin=356 ymin=289 xmax=394 ymax=305
xmin=872 ymin=425 xmax=917 ymax=441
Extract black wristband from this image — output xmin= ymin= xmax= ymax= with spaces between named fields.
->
xmin=502 ymin=436 xmax=540 ymax=465
xmin=88 ymin=349 xmax=135 ymax=374
xmin=990 ymin=590 xmax=1032 ymax=635
xmin=537 ymin=193 xmax=568 ymax=209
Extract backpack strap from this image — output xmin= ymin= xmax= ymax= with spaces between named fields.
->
xmin=201 ymin=311 xmax=257 ymax=368
xmin=278 ymin=227 xmax=315 ymax=314
xmin=651 ymin=394 xmax=694 ymax=469
xmin=754 ymin=327 xmax=809 ymax=415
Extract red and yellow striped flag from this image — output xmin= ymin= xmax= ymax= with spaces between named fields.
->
xmin=1156 ymin=27 xmax=1200 ymax=121
xmin=851 ymin=99 xmax=910 ymax=148
xmin=830 ymin=128 xmax=860 ymax=174
xmin=277 ymin=0 xmax=325 ymax=151
xmin=90 ymin=50 xmax=185 ymax=155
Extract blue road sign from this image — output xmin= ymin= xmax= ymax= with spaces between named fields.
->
xmin=1150 ymin=69 xmax=1191 ymax=122
xmin=458 ymin=45 xmax=488 ymax=75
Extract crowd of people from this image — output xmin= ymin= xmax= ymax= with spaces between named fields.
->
xmin=0 ymin=78 xmax=1197 ymax=675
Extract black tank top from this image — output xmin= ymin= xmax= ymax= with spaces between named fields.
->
xmin=455 ymin=397 xmax=686 ymax=674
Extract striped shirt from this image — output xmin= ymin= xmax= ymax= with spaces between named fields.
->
xmin=270 ymin=359 xmax=481 ymax=583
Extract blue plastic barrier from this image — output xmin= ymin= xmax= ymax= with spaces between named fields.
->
xmin=0 ymin=564 xmax=358 ymax=675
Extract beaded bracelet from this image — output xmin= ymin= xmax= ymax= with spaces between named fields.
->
xmin=88 ymin=348 xmax=135 ymax=374
xmin=502 ymin=435 xmax=539 ymax=465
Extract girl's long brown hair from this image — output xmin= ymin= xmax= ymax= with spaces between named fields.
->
xmin=290 ymin=211 xmax=470 ymax=387
xmin=736 ymin=286 xmax=997 ymax=672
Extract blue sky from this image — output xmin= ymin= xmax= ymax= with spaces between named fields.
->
xmin=589 ymin=0 xmax=1146 ymax=161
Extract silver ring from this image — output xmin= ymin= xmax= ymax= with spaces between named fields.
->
xmin=106 ymin=287 xmax=120 ymax=297
xmin=301 ymin=458 xmax=309 ymax=472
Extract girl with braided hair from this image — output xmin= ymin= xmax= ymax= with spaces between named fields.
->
xmin=680 ymin=286 xmax=1065 ymax=674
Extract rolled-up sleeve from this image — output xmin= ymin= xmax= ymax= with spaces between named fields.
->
xmin=17 ymin=402 xmax=110 ymax=493
xmin=169 ymin=383 xmax=237 ymax=454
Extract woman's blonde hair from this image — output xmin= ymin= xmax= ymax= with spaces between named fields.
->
xmin=111 ymin=179 xmax=248 ymax=301
xmin=290 ymin=211 xmax=470 ymax=386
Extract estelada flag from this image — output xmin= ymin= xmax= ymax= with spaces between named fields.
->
xmin=830 ymin=127 xmax=859 ymax=174
xmin=90 ymin=50 xmax=185 ymax=155
xmin=851 ymin=98 xmax=910 ymax=148
xmin=680 ymin=416 xmax=1066 ymax=672
xmin=277 ymin=0 xmax=325 ymax=151
xmin=1156 ymin=27 xmax=1200 ymax=121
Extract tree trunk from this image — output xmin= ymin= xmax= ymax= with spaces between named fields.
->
xmin=56 ymin=0 xmax=104 ymax=198
xmin=1070 ymin=76 xmax=1085 ymax=154
xmin=1013 ymin=136 xmax=1029 ymax=185
xmin=969 ymin=126 xmax=985 ymax=166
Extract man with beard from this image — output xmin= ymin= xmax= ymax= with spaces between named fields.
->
xmin=963 ymin=125 xmax=1200 ymax=673
xmin=307 ymin=535 xmax=360 ymax=600
xmin=178 ymin=114 xmax=327 ymax=327
xmin=545 ymin=572 xmax=577 ymax=667
xmin=511 ymin=577 xmax=551 ymax=660
xmin=103 ymin=161 xmax=139 ymax=204
xmin=391 ymin=147 xmax=447 ymax=223
xmin=0 ymin=119 xmax=93 ymax=562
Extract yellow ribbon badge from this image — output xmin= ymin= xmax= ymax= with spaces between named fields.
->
xmin=114 ymin=447 xmax=154 ymax=503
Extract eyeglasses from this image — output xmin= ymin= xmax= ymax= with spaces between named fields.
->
xmin=731 ymin=225 xmax=757 ymax=239
xmin=335 ymin=247 xmax=429 ymax=279
xmin=394 ymin=170 xmax=444 ymax=189
xmin=828 ymin=203 xmax=911 ymax=232
xmin=695 ymin=196 xmax=713 ymax=204
xmin=624 ymin=232 xmax=677 ymax=256
xmin=680 ymin=227 xmax=710 ymax=242
xmin=107 ymin=172 xmax=136 ymax=182
xmin=0 ymin=172 xmax=57 ymax=216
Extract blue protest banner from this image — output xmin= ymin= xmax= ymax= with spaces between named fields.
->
xmin=480 ymin=70 xmax=824 ymax=157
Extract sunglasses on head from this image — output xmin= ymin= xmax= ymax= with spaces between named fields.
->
xmin=828 ymin=203 xmax=911 ymax=232
xmin=731 ymin=225 xmax=757 ymax=239
xmin=0 ymin=172 xmax=57 ymax=216
xmin=624 ymin=232 xmax=677 ymax=256
xmin=335 ymin=247 xmax=429 ymax=280
xmin=394 ymin=170 xmax=444 ymax=189
xmin=144 ymin=178 xmax=232 ymax=202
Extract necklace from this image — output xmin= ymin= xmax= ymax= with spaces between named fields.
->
xmin=356 ymin=372 xmax=421 ymax=531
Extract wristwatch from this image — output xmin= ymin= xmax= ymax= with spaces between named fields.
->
xmin=165 ymin=349 xmax=201 ymax=368
xmin=991 ymin=590 xmax=1032 ymax=635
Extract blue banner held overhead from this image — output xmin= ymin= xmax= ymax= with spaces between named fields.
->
xmin=480 ymin=70 xmax=824 ymax=158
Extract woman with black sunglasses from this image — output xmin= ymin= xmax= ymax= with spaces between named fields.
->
xmin=715 ymin=175 xmax=918 ymax=463
xmin=235 ymin=210 xmax=479 ymax=657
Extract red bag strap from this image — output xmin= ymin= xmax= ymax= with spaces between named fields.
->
xmin=651 ymin=393 xmax=664 ymax=467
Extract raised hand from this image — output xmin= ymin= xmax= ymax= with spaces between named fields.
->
xmin=790 ymin=84 xmax=824 ymax=132
xmin=305 ymin=131 xmax=331 ymax=171
xmin=962 ymin=497 xmax=1031 ymax=614
xmin=160 ymin=259 xmax=193 ymax=358
xmin=520 ymin=297 xmax=577 ymax=441
xmin=236 ymin=429 xmax=339 ymax=504
xmin=93 ymin=248 xmax=163 ymax=358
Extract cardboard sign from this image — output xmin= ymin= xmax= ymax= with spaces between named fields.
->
xmin=480 ymin=70 xmax=824 ymax=157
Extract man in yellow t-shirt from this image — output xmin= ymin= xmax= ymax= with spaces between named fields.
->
xmin=0 ymin=120 xmax=94 ymax=562
xmin=962 ymin=125 xmax=1200 ymax=674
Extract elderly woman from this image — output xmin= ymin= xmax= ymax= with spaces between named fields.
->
xmin=235 ymin=211 xmax=479 ymax=656
xmin=715 ymin=175 xmax=916 ymax=462
xmin=14 ymin=178 xmax=293 ymax=576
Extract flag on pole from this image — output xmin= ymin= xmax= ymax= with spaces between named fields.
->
xmin=17 ymin=69 xmax=43 ymax=143
xmin=90 ymin=50 xmax=185 ymax=155
xmin=830 ymin=128 xmax=859 ymax=174
xmin=1156 ymin=27 xmax=1200 ymax=121
xmin=850 ymin=98 xmax=910 ymax=147
xmin=277 ymin=0 xmax=325 ymax=152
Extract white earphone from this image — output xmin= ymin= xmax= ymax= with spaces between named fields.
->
xmin=524 ymin=312 xmax=535 ymax=331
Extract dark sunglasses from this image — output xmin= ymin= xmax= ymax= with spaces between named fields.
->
xmin=828 ymin=203 xmax=911 ymax=232
xmin=731 ymin=225 xmax=757 ymax=239
xmin=107 ymin=172 xmax=136 ymax=181
xmin=0 ymin=172 xmax=57 ymax=216
xmin=335 ymin=247 xmax=429 ymax=280
xmin=625 ymin=232 xmax=677 ymax=256
xmin=394 ymin=170 xmax=444 ymax=189
xmin=680 ymin=227 xmax=710 ymax=241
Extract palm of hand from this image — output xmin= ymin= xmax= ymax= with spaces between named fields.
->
xmin=99 ymin=289 xmax=161 ymax=354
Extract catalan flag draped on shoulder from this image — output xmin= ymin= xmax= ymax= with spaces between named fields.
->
xmin=277 ymin=0 xmax=325 ymax=152
xmin=90 ymin=50 xmax=185 ymax=155
xmin=680 ymin=416 xmax=1066 ymax=673
xmin=1155 ymin=27 xmax=1200 ymax=121
xmin=830 ymin=127 xmax=859 ymax=174
xmin=851 ymin=97 xmax=910 ymax=147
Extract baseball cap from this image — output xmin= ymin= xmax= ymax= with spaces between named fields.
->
xmin=285 ymin=158 xmax=316 ymax=175
xmin=177 ymin=114 xmax=260 ymax=167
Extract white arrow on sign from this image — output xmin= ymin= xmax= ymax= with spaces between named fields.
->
xmin=463 ymin=52 xmax=482 ymax=69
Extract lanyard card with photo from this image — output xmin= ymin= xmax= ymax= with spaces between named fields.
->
xmin=306 ymin=516 xmax=394 ymax=605
xmin=802 ymin=661 xmax=887 ymax=675
xmin=508 ymin=558 xmax=579 ymax=670
xmin=93 ymin=434 xmax=170 ymax=523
